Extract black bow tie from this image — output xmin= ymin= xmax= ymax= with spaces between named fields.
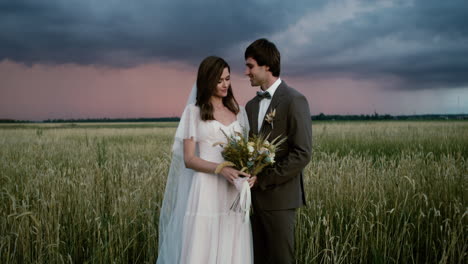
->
xmin=256 ymin=91 xmax=272 ymax=100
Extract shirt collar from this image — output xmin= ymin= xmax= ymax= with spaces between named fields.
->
xmin=260 ymin=78 xmax=281 ymax=99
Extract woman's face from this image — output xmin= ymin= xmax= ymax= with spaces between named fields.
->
xmin=214 ymin=67 xmax=230 ymax=98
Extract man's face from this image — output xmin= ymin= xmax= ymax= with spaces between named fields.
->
xmin=244 ymin=57 xmax=269 ymax=88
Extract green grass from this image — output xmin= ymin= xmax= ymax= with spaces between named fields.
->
xmin=0 ymin=121 xmax=466 ymax=263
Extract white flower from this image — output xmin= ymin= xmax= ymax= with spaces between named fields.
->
xmin=248 ymin=145 xmax=254 ymax=153
xmin=265 ymin=109 xmax=276 ymax=128
xmin=258 ymin=147 xmax=269 ymax=155
xmin=234 ymin=135 xmax=241 ymax=141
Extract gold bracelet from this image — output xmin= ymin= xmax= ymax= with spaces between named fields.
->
xmin=215 ymin=161 xmax=235 ymax=174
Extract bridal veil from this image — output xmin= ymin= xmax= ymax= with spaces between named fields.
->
xmin=157 ymin=84 xmax=198 ymax=264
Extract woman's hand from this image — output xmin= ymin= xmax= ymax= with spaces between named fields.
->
xmin=219 ymin=167 xmax=250 ymax=184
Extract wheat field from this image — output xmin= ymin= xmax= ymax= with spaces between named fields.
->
xmin=1 ymin=121 xmax=466 ymax=263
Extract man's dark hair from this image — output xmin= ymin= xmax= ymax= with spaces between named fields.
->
xmin=245 ymin=38 xmax=281 ymax=77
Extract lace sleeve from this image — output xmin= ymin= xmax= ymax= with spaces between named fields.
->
xmin=174 ymin=104 xmax=200 ymax=144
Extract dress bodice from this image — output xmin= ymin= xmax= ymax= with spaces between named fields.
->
xmin=174 ymin=104 xmax=249 ymax=163
xmin=197 ymin=120 xmax=244 ymax=163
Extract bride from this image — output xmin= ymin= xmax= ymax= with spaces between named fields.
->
xmin=157 ymin=56 xmax=254 ymax=264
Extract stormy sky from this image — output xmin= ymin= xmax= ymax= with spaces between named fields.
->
xmin=1 ymin=0 xmax=468 ymax=120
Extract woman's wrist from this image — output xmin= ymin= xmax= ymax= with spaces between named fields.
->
xmin=215 ymin=161 xmax=235 ymax=174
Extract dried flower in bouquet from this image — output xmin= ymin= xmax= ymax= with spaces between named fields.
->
xmin=213 ymin=128 xmax=286 ymax=220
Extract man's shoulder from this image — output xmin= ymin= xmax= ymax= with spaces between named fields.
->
xmin=280 ymin=81 xmax=307 ymax=101
xmin=245 ymin=98 xmax=256 ymax=110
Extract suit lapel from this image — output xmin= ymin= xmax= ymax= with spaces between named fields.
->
xmin=259 ymin=82 xmax=287 ymax=134
xmin=269 ymin=81 xmax=286 ymax=110
xmin=251 ymin=96 xmax=260 ymax=135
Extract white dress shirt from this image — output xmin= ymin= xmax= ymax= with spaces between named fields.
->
xmin=258 ymin=78 xmax=281 ymax=132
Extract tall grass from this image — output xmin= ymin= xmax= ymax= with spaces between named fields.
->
xmin=1 ymin=128 xmax=173 ymax=263
xmin=0 ymin=122 xmax=466 ymax=263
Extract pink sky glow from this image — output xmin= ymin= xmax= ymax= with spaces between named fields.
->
xmin=0 ymin=60 xmax=463 ymax=120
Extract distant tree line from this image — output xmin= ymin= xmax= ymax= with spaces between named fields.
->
xmin=42 ymin=117 xmax=181 ymax=123
xmin=0 ymin=119 xmax=33 ymax=123
xmin=311 ymin=113 xmax=468 ymax=121
xmin=1 ymin=114 xmax=467 ymax=123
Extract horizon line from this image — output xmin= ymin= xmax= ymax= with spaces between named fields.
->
xmin=1 ymin=112 xmax=468 ymax=123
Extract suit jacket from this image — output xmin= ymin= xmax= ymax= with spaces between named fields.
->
xmin=246 ymin=81 xmax=312 ymax=210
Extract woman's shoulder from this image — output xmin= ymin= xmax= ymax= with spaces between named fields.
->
xmin=236 ymin=106 xmax=249 ymax=125
xmin=184 ymin=103 xmax=200 ymax=113
xmin=181 ymin=104 xmax=201 ymax=121
xmin=237 ymin=105 xmax=246 ymax=115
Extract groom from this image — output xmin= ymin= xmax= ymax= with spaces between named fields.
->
xmin=245 ymin=38 xmax=312 ymax=264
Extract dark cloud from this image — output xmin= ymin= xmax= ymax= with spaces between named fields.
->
xmin=0 ymin=0 xmax=318 ymax=67
xmin=279 ymin=0 xmax=468 ymax=90
xmin=1 ymin=0 xmax=467 ymax=90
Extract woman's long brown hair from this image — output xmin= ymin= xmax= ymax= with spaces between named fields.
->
xmin=196 ymin=56 xmax=239 ymax=121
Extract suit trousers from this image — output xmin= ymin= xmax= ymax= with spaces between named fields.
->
xmin=251 ymin=208 xmax=297 ymax=264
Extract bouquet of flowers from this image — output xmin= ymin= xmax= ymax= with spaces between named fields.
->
xmin=214 ymin=128 xmax=286 ymax=220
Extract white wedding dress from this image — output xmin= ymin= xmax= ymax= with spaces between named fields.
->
xmin=157 ymin=103 xmax=253 ymax=264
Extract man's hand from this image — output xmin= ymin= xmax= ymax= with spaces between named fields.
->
xmin=248 ymin=176 xmax=257 ymax=188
